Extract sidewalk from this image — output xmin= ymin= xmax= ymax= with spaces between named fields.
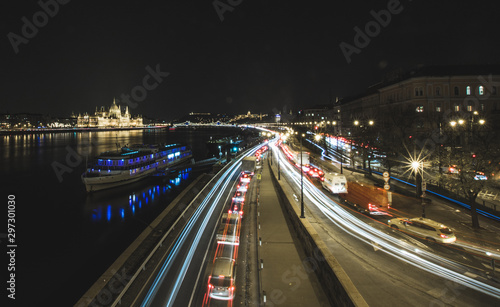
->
xmin=257 ymin=158 xmax=329 ymax=306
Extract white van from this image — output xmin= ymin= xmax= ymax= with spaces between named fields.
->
xmin=322 ymin=173 xmax=348 ymax=194
xmin=388 ymin=217 xmax=456 ymax=243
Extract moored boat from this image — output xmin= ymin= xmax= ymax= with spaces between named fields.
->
xmin=82 ymin=143 xmax=192 ymax=192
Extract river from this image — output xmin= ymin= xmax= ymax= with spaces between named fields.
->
xmin=0 ymin=127 xmax=248 ymax=306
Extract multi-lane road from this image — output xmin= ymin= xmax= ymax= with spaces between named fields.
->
xmin=273 ymin=137 xmax=500 ymax=306
xmin=129 ymin=134 xmax=500 ymax=306
xmin=134 ymin=146 xmax=261 ymax=307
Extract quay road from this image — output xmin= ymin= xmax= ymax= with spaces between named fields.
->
xmin=92 ymin=134 xmax=500 ymax=306
xmin=134 ymin=150 xmax=248 ymax=307
xmin=116 ymin=139 xmax=331 ymax=307
xmin=273 ymin=138 xmax=500 ymax=306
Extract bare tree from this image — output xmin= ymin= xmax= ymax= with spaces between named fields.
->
xmin=439 ymin=119 xmax=499 ymax=228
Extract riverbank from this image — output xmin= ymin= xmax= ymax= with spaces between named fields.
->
xmin=0 ymin=125 xmax=171 ymax=135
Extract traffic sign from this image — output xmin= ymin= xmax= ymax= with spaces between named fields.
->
xmin=384 ymin=184 xmax=390 ymax=190
xmin=383 ymin=171 xmax=389 ymax=178
xmin=257 ymin=174 xmax=262 ymax=180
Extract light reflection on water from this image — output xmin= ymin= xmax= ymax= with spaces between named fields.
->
xmin=0 ymin=128 xmax=240 ymax=306
xmin=87 ymin=167 xmax=192 ymax=223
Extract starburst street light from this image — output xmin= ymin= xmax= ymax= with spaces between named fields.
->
xmin=411 ymin=161 xmax=420 ymax=171
xmin=403 ymin=147 xmax=431 ymax=218
xmin=315 ymin=134 xmax=321 ymax=142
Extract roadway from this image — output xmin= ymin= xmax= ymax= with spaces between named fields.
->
xmin=131 ymin=134 xmax=500 ymax=306
xmin=136 ymin=146 xmax=261 ymax=307
xmin=271 ymin=138 xmax=500 ymax=306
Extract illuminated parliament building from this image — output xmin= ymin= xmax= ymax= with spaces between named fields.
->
xmin=77 ymin=99 xmax=143 ymax=128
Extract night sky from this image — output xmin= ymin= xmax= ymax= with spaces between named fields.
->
xmin=2 ymin=0 xmax=500 ymax=120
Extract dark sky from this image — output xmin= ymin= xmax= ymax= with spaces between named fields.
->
xmin=2 ymin=0 xmax=500 ymax=120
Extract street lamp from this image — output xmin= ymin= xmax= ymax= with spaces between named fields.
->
xmin=301 ymin=133 xmax=305 ymax=218
xmin=411 ymin=159 xmax=427 ymax=218
xmin=296 ymin=132 xmax=305 ymax=218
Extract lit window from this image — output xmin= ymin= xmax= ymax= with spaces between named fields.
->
xmin=416 ymin=106 xmax=424 ymax=113
xmin=466 ymin=86 xmax=471 ymax=95
xmin=467 ymin=105 xmax=473 ymax=112
xmin=479 ymin=86 xmax=484 ymax=95
xmin=436 ymin=106 xmax=442 ymax=112
xmin=454 ymin=105 xmax=460 ymax=111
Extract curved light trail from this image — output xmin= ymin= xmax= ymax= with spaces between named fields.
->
xmin=141 ymin=145 xmax=262 ymax=307
xmin=271 ymin=140 xmax=500 ymax=299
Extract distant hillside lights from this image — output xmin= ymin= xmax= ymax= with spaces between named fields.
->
xmin=7 ymin=0 xmax=71 ymax=54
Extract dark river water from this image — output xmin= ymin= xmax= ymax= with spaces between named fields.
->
xmin=0 ymin=127 xmax=244 ymax=306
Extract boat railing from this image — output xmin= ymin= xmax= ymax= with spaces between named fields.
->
xmin=86 ymin=160 xmax=161 ymax=172
xmin=85 ymin=147 xmax=192 ymax=172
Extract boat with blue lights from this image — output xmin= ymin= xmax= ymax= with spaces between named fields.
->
xmin=82 ymin=143 xmax=192 ymax=192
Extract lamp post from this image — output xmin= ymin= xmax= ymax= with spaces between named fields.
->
xmin=301 ymin=133 xmax=305 ymax=218
xmin=336 ymin=134 xmax=343 ymax=174
xmin=278 ymin=148 xmax=281 ymax=180
xmin=296 ymin=132 xmax=305 ymax=218
xmin=315 ymin=134 xmax=322 ymax=160
xmin=412 ymin=160 xmax=426 ymax=217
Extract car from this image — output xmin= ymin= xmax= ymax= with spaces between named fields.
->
xmin=474 ymin=172 xmax=488 ymax=180
xmin=236 ymin=183 xmax=248 ymax=193
xmin=388 ymin=217 xmax=456 ymax=243
xmin=307 ymin=167 xmax=325 ymax=181
xmin=241 ymin=170 xmax=254 ymax=177
xmin=240 ymin=173 xmax=252 ymax=183
xmin=233 ymin=191 xmax=245 ymax=202
xmin=229 ymin=199 xmax=244 ymax=216
xmin=208 ymin=257 xmax=236 ymax=300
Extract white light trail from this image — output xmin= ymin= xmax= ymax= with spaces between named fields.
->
xmin=270 ymin=141 xmax=500 ymax=299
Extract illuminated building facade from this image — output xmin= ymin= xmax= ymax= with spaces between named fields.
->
xmin=77 ymin=99 xmax=143 ymax=128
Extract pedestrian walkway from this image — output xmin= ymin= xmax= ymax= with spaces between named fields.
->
xmin=257 ymin=158 xmax=329 ymax=306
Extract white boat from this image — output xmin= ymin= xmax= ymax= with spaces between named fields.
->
xmin=81 ymin=143 xmax=192 ymax=192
